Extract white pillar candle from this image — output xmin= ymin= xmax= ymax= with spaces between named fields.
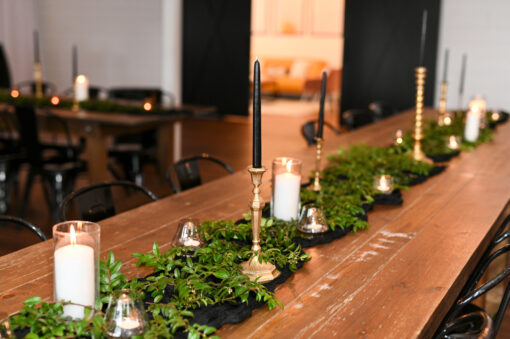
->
xmin=273 ymin=160 xmax=301 ymax=221
xmin=74 ymin=74 xmax=89 ymax=102
xmin=54 ymin=226 xmax=95 ymax=319
xmin=464 ymin=107 xmax=480 ymax=142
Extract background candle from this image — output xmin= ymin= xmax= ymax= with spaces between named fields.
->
xmin=253 ymin=59 xmax=261 ymax=168
xmin=459 ymin=54 xmax=467 ymax=97
xmin=54 ymin=229 xmax=95 ymax=319
xmin=74 ymin=74 xmax=89 ymax=102
xmin=316 ymin=71 xmax=327 ymax=138
xmin=442 ymin=49 xmax=449 ymax=83
xmin=418 ymin=10 xmax=428 ymax=67
xmin=272 ymin=158 xmax=301 ymax=221
xmin=33 ymin=31 xmax=40 ymax=63
xmin=464 ymin=107 xmax=480 ymax=142
xmin=72 ymin=45 xmax=78 ymax=82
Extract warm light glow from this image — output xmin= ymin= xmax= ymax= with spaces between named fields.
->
xmin=10 ymin=89 xmax=19 ymax=98
xmin=143 ymin=102 xmax=152 ymax=111
xmin=286 ymin=159 xmax=293 ymax=172
xmin=443 ymin=116 xmax=452 ymax=126
xmin=50 ymin=95 xmax=60 ymax=105
xmin=491 ymin=112 xmax=501 ymax=121
xmin=75 ymin=74 xmax=88 ymax=84
xmin=447 ymin=136 xmax=459 ymax=150
xmin=70 ymin=225 xmax=76 ymax=245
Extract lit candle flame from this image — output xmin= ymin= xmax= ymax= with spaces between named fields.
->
xmin=50 ymin=95 xmax=60 ymax=105
xmin=448 ymin=136 xmax=459 ymax=150
xmin=286 ymin=159 xmax=293 ymax=172
xmin=443 ymin=116 xmax=452 ymax=126
xmin=491 ymin=112 xmax=500 ymax=121
xmin=70 ymin=225 xmax=76 ymax=245
xmin=143 ymin=102 xmax=152 ymax=111
xmin=75 ymin=74 xmax=87 ymax=84
xmin=10 ymin=89 xmax=19 ymax=98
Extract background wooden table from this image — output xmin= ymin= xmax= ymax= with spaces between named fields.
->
xmin=0 ymin=109 xmax=509 ymax=338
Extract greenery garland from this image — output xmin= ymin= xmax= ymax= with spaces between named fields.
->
xmin=4 ymin=115 xmax=500 ymax=338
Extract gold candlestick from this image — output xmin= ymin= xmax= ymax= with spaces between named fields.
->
xmin=33 ymin=62 xmax=43 ymax=98
xmin=411 ymin=67 xmax=432 ymax=164
xmin=241 ymin=166 xmax=280 ymax=283
xmin=311 ymin=137 xmax=323 ymax=192
xmin=438 ymin=81 xmax=448 ymax=126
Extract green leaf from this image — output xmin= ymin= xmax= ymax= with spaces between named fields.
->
xmin=214 ymin=269 xmax=229 ymax=280
xmin=23 ymin=296 xmax=42 ymax=307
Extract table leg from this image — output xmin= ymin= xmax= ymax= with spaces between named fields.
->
xmin=157 ymin=121 xmax=175 ymax=180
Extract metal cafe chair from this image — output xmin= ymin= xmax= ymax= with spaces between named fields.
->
xmin=342 ymin=108 xmax=377 ymax=131
xmin=301 ymin=120 xmax=341 ymax=146
xmin=58 ymin=180 xmax=158 ymax=223
xmin=0 ymin=215 xmax=47 ymax=256
xmin=14 ymin=80 xmax=58 ymax=96
xmin=368 ymin=101 xmax=398 ymax=121
xmin=167 ymin=154 xmax=234 ymax=193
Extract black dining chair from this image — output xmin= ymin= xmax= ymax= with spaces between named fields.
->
xmin=167 ymin=154 xmax=234 ymax=193
xmin=342 ymin=108 xmax=377 ymax=131
xmin=0 ymin=44 xmax=11 ymax=89
xmin=14 ymin=105 xmax=86 ymax=219
xmin=58 ymin=180 xmax=158 ymax=222
xmin=368 ymin=101 xmax=398 ymax=121
xmin=0 ymin=215 xmax=47 ymax=256
xmin=301 ymin=120 xmax=341 ymax=146
xmin=14 ymin=80 xmax=58 ymax=96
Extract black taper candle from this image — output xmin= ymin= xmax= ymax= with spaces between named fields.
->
xmin=72 ymin=45 xmax=78 ymax=82
xmin=316 ymin=71 xmax=327 ymax=139
xmin=442 ymin=49 xmax=449 ymax=83
xmin=33 ymin=31 xmax=40 ymax=63
xmin=253 ymin=59 xmax=262 ymax=168
xmin=418 ymin=10 xmax=428 ymax=67
xmin=459 ymin=54 xmax=467 ymax=95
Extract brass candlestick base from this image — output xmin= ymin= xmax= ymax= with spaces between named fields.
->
xmin=241 ymin=166 xmax=280 ymax=283
xmin=310 ymin=137 xmax=323 ymax=192
xmin=33 ymin=62 xmax=43 ymax=99
xmin=72 ymin=99 xmax=80 ymax=112
xmin=411 ymin=67 xmax=433 ymax=164
xmin=438 ymin=81 xmax=448 ymax=126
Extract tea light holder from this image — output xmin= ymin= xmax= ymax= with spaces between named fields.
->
xmin=491 ymin=110 xmax=501 ymax=122
xmin=394 ymin=129 xmax=404 ymax=146
xmin=271 ymin=157 xmax=302 ymax=221
xmin=10 ymin=88 xmax=19 ymax=98
xmin=105 ymin=290 xmax=148 ymax=338
xmin=241 ymin=166 xmax=280 ymax=283
xmin=373 ymin=175 xmax=394 ymax=195
xmin=446 ymin=135 xmax=461 ymax=150
xmin=411 ymin=67 xmax=433 ymax=164
xmin=440 ymin=111 xmax=453 ymax=126
xmin=172 ymin=218 xmax=204 ymax=250
xmin=53 ymin=221 xmax=100 ymax=319
xmin=298 ymin=203 xmax=328 ymax=234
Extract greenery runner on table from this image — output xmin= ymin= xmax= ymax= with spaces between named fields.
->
xmin=5 ymin=113 xmax=503 ymax=338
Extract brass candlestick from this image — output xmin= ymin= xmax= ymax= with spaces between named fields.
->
xmin=241 ymin=166 xmax=280 ymax=283
xmin=33 ymin=62 xmax=43 ymax=98
xmin=411 ymin=67 xmax=432 ymax=164
xmin=311 ymin=137 xmax=323 ymax=192
xmin=438 ymin=81 xmax=448 ymax=126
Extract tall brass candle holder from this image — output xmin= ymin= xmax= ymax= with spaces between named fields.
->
xmin=311 ymin=137 xmax=323 ymax=192
xmin=241 ymin=166 xmax=280 ymax=283
xmin=438 ymin=81 xmax=448 ymax=126
xmin=411 ymin=67 xmax=432 ymax=164
xmin=33 ymin=62 xmax=43 ymax=98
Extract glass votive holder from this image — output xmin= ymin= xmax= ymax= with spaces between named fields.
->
xmin=172 ymin=218 xmax=204 ymax=250
xmin=469 ymin=94 xmax=487 ymax=128
xmin=393 ymin=129 xmax=403 ymax=146
xmin=271 ymin=157 xmax=302 ymax=221
xmin=446 ymin=135 xmax=461 ymax=150
xmin=0 ymin=316 xmax=11 ymax=339
xmin=53 ymin=221 xmax=100 ymax=320
xmin=373 ymin=175 xmax=394 ymax=195
xmin=440 ymin=111 xmax=453 ymax=126
xmin=105 ymin=290 xmax=148 ymax=338
xmin=298 ymin=203 xmax=328 ymax=234
xmin=491 ymin=110 xmax=501 ymax=122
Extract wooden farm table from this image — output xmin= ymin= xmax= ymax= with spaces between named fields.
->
xmin=1 ymin=109 xmax=509 ymax=338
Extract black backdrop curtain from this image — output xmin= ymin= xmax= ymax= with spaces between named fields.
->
xmin=0 ymin=44 xmax=11 ymax=89
xmin=341 ymin=0 xmax=441 ymax=120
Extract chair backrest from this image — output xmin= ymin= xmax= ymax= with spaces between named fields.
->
xmin=0 ymin=44 xmax=11 ymax=89
xmin=15 ymin=81 xmax=57 ymax=96
xmin=0 ymin=215 xmax=47 ymax=255
xmin=368 ymin=101 xmax=397 ymax=121
xmin=301 ymin=120 xmax=341 ymax=146
xmin=167 ymin=154 xmax=234 ymax=193
xmin=14 ymin=105 xmax=43 ymax=165
xmin=108 ymin=88 xmax=174 ymax=106
xmin=58 ymin=180 xmax=158 ymax=222
xmin=342 ymin=108 xmax=376 ymax=131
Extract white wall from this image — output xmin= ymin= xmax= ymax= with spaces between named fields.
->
xmin=435 ymin=0 xmax=510 ymax=111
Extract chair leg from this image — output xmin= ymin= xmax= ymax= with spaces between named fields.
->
xmin=19 ymin=168 xmax=35 ymax=217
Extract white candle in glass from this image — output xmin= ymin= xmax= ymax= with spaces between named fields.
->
xmin=376 ymin=177 xmax=392 ymax=193
xmin=273 ymin=160 xmax=301 ymax=221
xmin=54 ymin=226 xmax=95 ymax=319
xmin=464 ymin=106 xmax=480 ymax=142
xmin=119 ymin=318 xmax=141 ymax=330
xmin=183 ymin=238 xmax=201 ymax=247
xmin=74 ymin=74 xmax=89 ymax=102
xmin=447 ymin=136 xmax=460 ymax=150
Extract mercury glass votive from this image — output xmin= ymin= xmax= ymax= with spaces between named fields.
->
xmin=105 ymin=291 xmax=147 ymax=338
xmin=373 ymin=175 xmax=394 ymax=195
xmin=446 ymin=135 xmax=461 ymax=150
xmin=53 ymin=221 xmax=100 ymax=320
xmin=298 ymin=203 xmax=328 ymax=234
xmin=172 ymin=218 xmax=204 ymax=250
xmin=394 ymin=129 xmax=404 ymax=146
xmin=271 ymin=157 xmax=302 ymax=221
